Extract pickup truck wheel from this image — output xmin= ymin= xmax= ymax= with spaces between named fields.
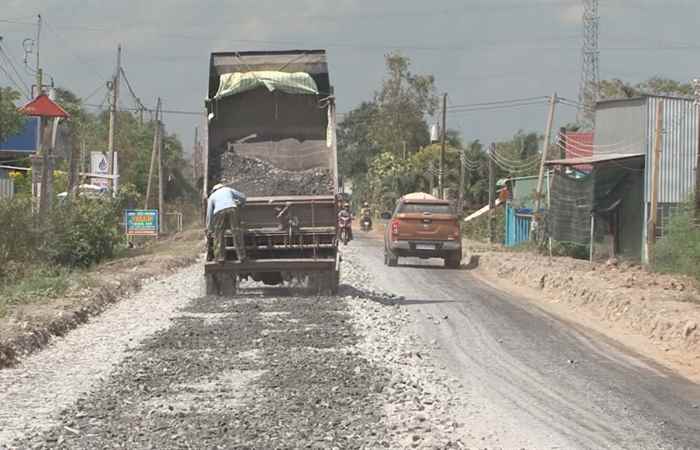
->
xmin=444 ymin=254 xmax=461 ymax=269
xmin=387 ymin=250 xmax=398 ymax=267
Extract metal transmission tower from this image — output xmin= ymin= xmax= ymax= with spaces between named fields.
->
xmin=578 ymin=0 xmax=600 ymax=125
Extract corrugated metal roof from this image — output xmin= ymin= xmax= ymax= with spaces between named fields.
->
xmin=545 ymin=153 xmax=645 ymax=166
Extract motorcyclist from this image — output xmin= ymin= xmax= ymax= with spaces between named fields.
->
xmin=338 ymin=202 xmax=353 ymax=241
xmin=360 ymin=201 xmax=372 ymax=230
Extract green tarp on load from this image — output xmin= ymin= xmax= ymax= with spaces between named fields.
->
xmin=213 ymin=71 xmax=319 ymax=100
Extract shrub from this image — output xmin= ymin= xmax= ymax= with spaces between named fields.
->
xmin=41 ymin=197 xmax=121 ymax=267
xmin=462 ymin=206 xmax=505 ymax=243
xmin=0 ymin=197 xmax=40 ymax=267
xmin=655 ymin=204 xmax=700 ymax=281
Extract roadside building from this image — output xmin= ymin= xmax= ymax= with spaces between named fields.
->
xmin=546 ymin=94 xmax=698 ymax=263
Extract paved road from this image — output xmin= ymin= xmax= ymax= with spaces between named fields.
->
xmin=349 ymin=233 xmax=700 ymax=449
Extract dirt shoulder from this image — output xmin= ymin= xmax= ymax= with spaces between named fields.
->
xmin=0 ymin=230 xmax=204 ymax=369
xmin=468 ymin=245 xmax=700 ymax=382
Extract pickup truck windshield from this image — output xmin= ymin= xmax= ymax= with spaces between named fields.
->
xmin=398 ymin=203 xmax=452 ymax=214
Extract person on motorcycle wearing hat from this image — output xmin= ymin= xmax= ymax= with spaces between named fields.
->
xmin=338 ymin=202 xmax=353 ymax=242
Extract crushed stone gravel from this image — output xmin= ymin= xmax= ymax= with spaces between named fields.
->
xmin=4 ymin=251 xmax=465 ymax=449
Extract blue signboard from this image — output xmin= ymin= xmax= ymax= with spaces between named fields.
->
xmin=125 ymin=209 xmax=159 ymax=236
xmin=0 ymin=117 xmax=40 ymax=153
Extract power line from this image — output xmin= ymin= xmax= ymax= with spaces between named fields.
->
xmin=447 ymin=96 xmax=548 ymax=110
xmin=85 ymin=102 xmax=205 ymax=116
xmin=119 ymin=66 xmax=146 ymax=113
xmin=447 ymin=100 xmax=547 ymax=115
xmin=0 ymin=60 xmax=28 ymax=97
xmin=0 ymin=42 xmax=31 ymax=98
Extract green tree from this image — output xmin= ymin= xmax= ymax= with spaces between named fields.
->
xmin=0 ymin=87 xmax=25 ymax=143
xmin=598 ymin=76 xmax=693 ymax=100
xmin=338 ymin=101 xmax=379 ymax=178
xmin=370 ymin=52 xmax=438 ymax=157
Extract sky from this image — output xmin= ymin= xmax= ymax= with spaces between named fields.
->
xmin=1 ymin=0 xmax=699 ymax=158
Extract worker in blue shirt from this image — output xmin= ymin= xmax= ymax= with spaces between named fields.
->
xmin=206 ymin=183 xmax=247 ymax=262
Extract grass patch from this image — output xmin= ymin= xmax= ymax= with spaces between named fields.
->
xmin=0 ymin=265 xmax=73 ymax=318
xmin=655 ymin=205 xmax=700 ymax=283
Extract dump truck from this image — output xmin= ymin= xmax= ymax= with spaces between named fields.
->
xmin=203 ymin=49 xmax=340 ymax=295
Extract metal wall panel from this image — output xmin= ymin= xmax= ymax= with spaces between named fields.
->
xmin=645 ymin=96 xmax=698 ymax=204
xmin=593 ymin=98 xmax=646 ymax=156
xmin=0 ymin=171 xmax=14 ymax=199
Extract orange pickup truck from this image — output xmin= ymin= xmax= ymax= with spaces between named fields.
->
xmin=382 ymin=193 xmax=462 ymax=268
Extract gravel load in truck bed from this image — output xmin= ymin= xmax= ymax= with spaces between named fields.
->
xmin=219 ymin=150 xmax=334 ymax=197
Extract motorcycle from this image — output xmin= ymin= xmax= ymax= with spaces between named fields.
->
xmin=338 ymin=215 xmax=352 ymax=245
xmin=360 ymin=215 xmax=372 ymax=232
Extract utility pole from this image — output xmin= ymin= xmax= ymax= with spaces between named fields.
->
xmin=35 ymin=14 xmax=42 ymax=96
xmin=458 ymin=150 xmax=465 ymax=216
xmin=693 ymin=79 xmax=700 ymax=224
xmin=107 ymin=44 xmax=121 ymax=192
xmin=533 ymin=93 xmax=558 ymax=238
xmin=158 ymin=111 xmax=166 ymax=234
xmin=193 ymin=126 xmax=199 ymax=183
xmin=488 ymin=143 xmax=496 ymax=243
xmin=145 ymin=98 xmax=161 ymax=209
xmin=439 ymin=93 xmax=447 ymax=199
xmin=648 ymin=100 xmax=664 ymax=265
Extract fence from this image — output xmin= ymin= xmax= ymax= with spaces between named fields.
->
xmin=505 ymin=206 xmax=532 ymax=247
xmin=0 ymin=172 xmax=14 ymax=199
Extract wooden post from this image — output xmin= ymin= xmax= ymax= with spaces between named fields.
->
xmin=648 ymin=100 xmax=664 ymax=265
xmin=145 ymin=98 xmax=161 ymax=209
xmin=589 ymin=214 xmax=595 ymax=262
xmin=534 ymin=93 xmax=557 ymax=216
xmin=488 ymin=143 xmax=496 ymax=243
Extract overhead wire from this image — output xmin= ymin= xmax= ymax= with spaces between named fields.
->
xmin=0 ymin=42 xmax=31 ymax=98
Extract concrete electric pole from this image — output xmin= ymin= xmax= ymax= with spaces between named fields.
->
xmin=693 ymin=79 xmax=700 ymax=224
xmin=145 ymin=98 xmax=161 ymax=209
xmin=107 ymin=44 xmax=121 ymax=192
xmin=439 ymin=93 xmax=447 ymax=199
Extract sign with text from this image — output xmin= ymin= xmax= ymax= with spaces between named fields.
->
xmin=91 ymin=152 xmax=109 ymax=187
xmin=125 ymin=209 xmax=159 ymax=236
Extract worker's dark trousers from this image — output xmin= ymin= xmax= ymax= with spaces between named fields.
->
xmin=212 ymin=206 xmax=246 ymax=262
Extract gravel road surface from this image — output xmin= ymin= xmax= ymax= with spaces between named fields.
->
xmin=350 ymin=234 xmax=700 ymax=449
xmin=2 ymin=235 xmax=700 ymax=449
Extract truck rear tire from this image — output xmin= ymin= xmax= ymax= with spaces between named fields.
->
xmin=219 ymin=274 xmax=238 ymax=296
xmin=205 ymin=273 xmax=238 ymax=296
xmin=308 ymin=270 xmax=339 ymax=296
